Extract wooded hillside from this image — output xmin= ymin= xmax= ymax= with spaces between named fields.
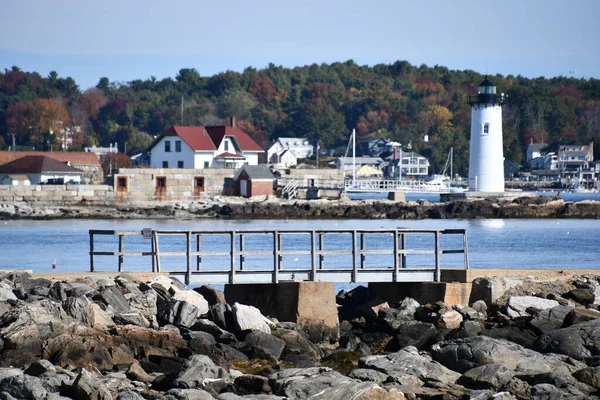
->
xmin=1 ymin=61 xmax=599 ymax=176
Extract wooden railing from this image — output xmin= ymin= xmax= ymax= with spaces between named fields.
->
xmin=89 ymin=228 xmax=469 ymax=285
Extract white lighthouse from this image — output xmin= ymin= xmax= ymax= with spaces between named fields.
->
xmin=468 ymin=77 xmax=505 ymax=192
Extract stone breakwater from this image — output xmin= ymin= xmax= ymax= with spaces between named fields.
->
xmin=1 ymin=195 xmax=600 ymax=220
xmin=2 ymin=271 xmax=600 ymax=399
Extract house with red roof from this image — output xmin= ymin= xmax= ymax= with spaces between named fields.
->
xmin=149 ymin=120 xmax=263 ymax=169
xmin=0 ymin=155 xmax=83 ymax=185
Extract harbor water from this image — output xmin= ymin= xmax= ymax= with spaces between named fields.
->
xmin=0 ymin=218 xmax=598 ymax=278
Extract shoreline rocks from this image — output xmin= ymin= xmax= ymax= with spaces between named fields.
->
xmin=2 ymin=195 xmax=600 ymax=220
xmin=2 ymin=271 xmax=600 ymax=398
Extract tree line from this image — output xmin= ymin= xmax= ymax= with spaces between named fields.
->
xmin=1 ymin=61 xmax=599 ymax=176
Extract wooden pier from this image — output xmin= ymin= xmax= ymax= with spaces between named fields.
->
xmin=89 ymin=228 xmax=469 ymax=285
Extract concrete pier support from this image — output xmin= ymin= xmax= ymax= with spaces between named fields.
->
xmin=368 ymin=281 xmax=474 ymax=307
xmin=387 ymin=191 xmax=406 ymax=202
xmin=224 ymin=281 xmax=339 ymax=342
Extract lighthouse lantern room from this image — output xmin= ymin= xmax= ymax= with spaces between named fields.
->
xmin=467 ymin=77 xmax=505 ymax=192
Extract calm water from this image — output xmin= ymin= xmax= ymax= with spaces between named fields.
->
xmin=0 ymin=218 xmax=598 ymax=275
xmin=350 ymin=190 xmax=600 ymax=203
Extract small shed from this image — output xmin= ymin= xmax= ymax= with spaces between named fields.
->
xmin=1 ymin=174 xmax=31 ymax=186
xmin=234 ymin=165 xmax=275 ymax=197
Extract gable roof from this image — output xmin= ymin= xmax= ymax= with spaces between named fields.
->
xmin=154 ymin=125 xmax=263 ymax=152
xmin=527 ymin=143 xmax=546 ymax=152
xmin=0 ymin=151 xmax=99 ymax=166
xmin=0 ymin=155 xmax=83 ymax=174
xmin=235 ymin=165 xmax=275 ymax=180
xmin=161 ymin=126 xmax=216 ymax=151
xmin=276 ymin=137 xmax=311 ymax=148
xmin=205 ymin=126 xmax=263 ymax=151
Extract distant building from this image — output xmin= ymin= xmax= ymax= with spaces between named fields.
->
xmin=526 ymin=143 xmax=546 ymax=166
xmin=336 ymin=156 xmax=383 ymax=175
xmin=389 ymin=151 xmax=429 ymax=179
xmin=266 ymin=137 xmax=313 ymax=167
xmin=85 ymin=144 xmax=119 ymax=156
xmin=0 ymin=151 xmax=101 ymax=183
xmin=0 ymin=155 xmax=83 ymax=185
xmin=558 ymin=143 xmax=594 ymax=171
xmin=149 ymin=121 xmax=263 ymax=169
xmin=233 ymin=165 xmax=275 ymax=197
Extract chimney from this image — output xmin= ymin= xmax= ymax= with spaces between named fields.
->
xmin=230 ymin=117 xmax=236 ymax=128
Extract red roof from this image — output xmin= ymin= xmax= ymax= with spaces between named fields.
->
xmin=155 ymin=125 xmax=263 ymax=153
xmin=163 ymin=126 xmax=216 ymax=151
xmin=0 ymin=155 xmax=83 ymax=174
xmin=205 ymin=126 xmax=263 ymax=152
xmin=0 ymin=151 xmax=99 ymax=166
xmin=214 ymin=152 xmax=246 ymax=159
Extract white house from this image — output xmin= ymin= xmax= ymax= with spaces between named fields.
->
xmin=336 ymin=156 xmax=383 ymax=175
xmin=149 ymin=124 xmax=263 ymax=169
xmin=0 ymin=155 xmax=83 ymax=185
xmin=526 ymin=143 xmax=546 ymax=166
xmin=266 ymin=137 xmax=313 ymax=167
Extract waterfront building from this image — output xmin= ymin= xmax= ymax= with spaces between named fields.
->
xmin=266 ymin=137 xmax=313 ymax=167
xmin=467 ymin=77 xmax=505 ymax=192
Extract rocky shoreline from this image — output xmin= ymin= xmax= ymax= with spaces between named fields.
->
xmin=2 ymin=195 xmax=600 ymax=220
xmin=2 ymin=271 xmax=600 ymax=399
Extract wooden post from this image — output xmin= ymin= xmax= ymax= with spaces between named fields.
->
xmin=151 ymin=231 xmax=156 ymax=273
xmin=352 ymin=231 xmax=358 ymax=283
xmin=393 ymin=230 xmax=399 ymax=282
xmin=318 ymin=233 xmax=324 ymax=269
xmin=186 ymin=231 xmax=191 ymax=285
xmin=463 ymin=231 xmax=470 ymax=270
xmin=89 ymin=232 xmax=94 ymax=272
xmin=273 ymin=231 xmax=280 ymax=283
xmin=154 ymin=232 xmax=161 ymax=273
xmin=239 ymin=232 xmax=245 ymax=270
xmin=118 ymin=234 xmax=124 ymax=272
xmin=360 ymin=232 xmax=366 ymax=269
xmin=310 ymin=230 xmax=316 ymax=281
xmin=196 ymin=234 xmax=202 ymax=271
xmin=401 ymin=233 xmax=407 ymax=269
xmin=434 ymin=231 xmax=441 ymax=282
xmin=230 ymin=231 xmax=236 ymax=284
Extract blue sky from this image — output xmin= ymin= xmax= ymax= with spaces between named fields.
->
xmin=1 ymin=0 xmax=598 ymax=90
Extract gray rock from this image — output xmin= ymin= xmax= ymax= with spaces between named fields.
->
xmin=471 ymin=300 xmax=488 ymax=313
xmin=231 ymin=303 xmax=271 ymax=334
xmin=359 ymin=346 xmax=461 ymax=386
xmin=173 ymin=355 xmax=230 ymax=389
xmin=506 ymin=296 xmax=559 ymax=318
xmin=233 ymin=374 xmax=271 ymax=395
xmin=190 ymin=319 xmax=238 ymax=344
xmin=208 ymin=303 xmax=232 ymax=331
xmin=113 ymin=311 xmax=151 ymax=328
xmin=563 ymin=307 xmax=600 ymax=327
xmin=563 ymin=288 xmax=595 ymax=305
xmin=573 ymin=366 xmax=600 ymax=389
xmin=385 ymin=321 xmax=437 ymax=351
xmin=0 ymin=368 xmax=23 ymax=381
xmin=463 ymin=390 xmax=516 ymax=400
xmin=194 ymin=285 xmax=226 ymax=306
xmin=0 ymin=374 xmax=49 ymax=400
xmin=0 ymin=282 xmax=17 ymax=301
xmin=533 ymin=318 xmax=600 ymax=360
xmin=217 ymin=394 xmax=286 ymax=400
xmin=479 ymin=326 xmax=538 ymax=348
xmin=116 ymin=391 xmax=146 ymax=400
xmin=461 ymin=320 xmax=483 ymax=337
xmin=24 ymin=359 xmax=55 ymax=376
xmin=158 ymin=299 xmax=204 ymax=328
xmin=172 ymin=290 xmax=209 ymax=316
xmin=458 ymin=364 xmax=515 ymax=390
xmin=93 ymin=285 xmax=131 ymax=313
xmin=47 ymin=281 xmax=71 ymax=301
xmin=63 ymin=296 xmax=114 ymax=329
xmin=530 ymin=383 xmax=589 ymax=400
xmin=528 ymin=305 xmax=574 ymax=334
xmin=66 ymin=282 xmax=95 ymax=297
xmin=161 ymin=388 xmax=214 ymax=399
xmin=271 ymin=328 xmax=322 ymax=366
xmin=71 ymin=368 xmax=112 ymax=400
xmin=241 ymin=330 xmax=286 ymax=362
xmin=431 ymin=336 xmax=585 ymax=375
xmin=377 ymin=307 xmax=415 ymax=332
xmin=347 ymin=368 xmax=389 ymax=383
xmin=269 ymin=367 xmax=403 ymax=400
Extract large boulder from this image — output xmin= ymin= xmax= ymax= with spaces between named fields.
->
xmin=385 ymin=321 xmax=437 ymax=351
xmin=431 ymin=336 xmax=584 ymax=377
xmin=271 ymin=327 xmax=322 ymax=366
xmin=269 ymin=367 xmax=405 ymax=400
xmin=231 ymin=303 xmax=272 ymax=335
xmin=63 ymin=297 xmax=115 ymax=329
xmin=172 ymin=355 xmax=230 ymax=390
xmin=458 ymin=364 xmax=515 ymax=391
xmin=158 ymin=299 xmax=205 ymax=328
xmin=70 ymin=368 xmax=112 ymax=400
xmin=92 ymin=285 xmax=131 ymax=313
xmin=240 ymin=330 xmax=285 ymax=362
xmin=505 ymin=296 xmax=560 ymax=318
xmin=359 ymin=346 xmax=461 ymax=386
xmin=172 ymin=290 xmax=209 ymax=316
xmin=533 ymin=318 xmax=600 ymax=360
xmin=528 ymin=304 xmax=573 ymax=334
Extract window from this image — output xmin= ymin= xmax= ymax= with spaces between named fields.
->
xmin=203 ymin=161 xmax=209 ymax=168
xmin=308 ymin=179 xmax=315 ymax=187
xmin=162 ymin=161 xmax=168 ymax=168
xmin=177 ymin=161 xmax=184 ymax=168
xmin=483 ymin=124 xmax=490 ymax=135
xmin=224 ymin=140 xmax=229 ymax=151
xmin=156 ymin=177 xmax=166 ymax=188
xmin=195 ymin=177 xmax=204 ymax=188
xmin=175 ymin=140 xmax=181 ymax=152
xmin=117 ymin=177 xmax=127 ymax=188
xmin=165 ymin=141 xmax=171 ymax=152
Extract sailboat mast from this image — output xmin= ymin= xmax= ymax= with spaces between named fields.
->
xmin=352 ymin=129 xmax=356 ymax=184
xmin=450 ymin=147 xmax=453 ymax=182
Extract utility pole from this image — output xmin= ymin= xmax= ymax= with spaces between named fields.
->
xmin=181 ymin=97 xmax=184 ymax=125
xmin=10 ymin=133 xmax=15 ymax=151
